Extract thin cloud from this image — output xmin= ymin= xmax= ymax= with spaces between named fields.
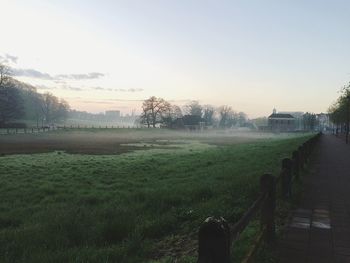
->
xmin=11 ymin=67 xmax=104 ymax=81
xmin=56 ymin=72 xmax=104 ymax=80
xmin=62 ymin=85 xmax=84 ymax=91
xmin=91 ymin=86 xmax=105 ymax=90
xmin=91 ymin=87 xmax=144 ymax=92
xmin=81 ymin=100 xmax=115 ymax=105
xmin=5 ymin=54 xmax=18 ymax=64
xmin=126 ymin=88 xmax=143 ymax=92
xmin=37 ymin=84 xmax=83 ymax=91
xmin=36 ymin=85 xmax=53 ymax=90
xmin=106 ymin=98 xmax=145 ymax=102
xmin=0 ymin=54 xmax=18 ymax=64
xmin=11 ymin=68 xmax=53 ymax=80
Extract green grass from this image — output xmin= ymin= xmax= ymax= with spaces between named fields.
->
xmin=0 ymin=133 xmax=312 ymax=262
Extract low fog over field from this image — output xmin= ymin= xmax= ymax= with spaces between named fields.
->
xmin=0 ymin=128 xmax=303 ymax=155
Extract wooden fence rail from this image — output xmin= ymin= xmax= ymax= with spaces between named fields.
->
xmin=0 ymin=127 xmax=58 ymax=135
xmin=0 ymin=125 xmax=150 ymax=135
xmin=197 ymin=132 xmax=322 ymax=263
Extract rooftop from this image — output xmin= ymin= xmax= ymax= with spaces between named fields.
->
xmin=268 ymin=113 xmax=295 ymax=119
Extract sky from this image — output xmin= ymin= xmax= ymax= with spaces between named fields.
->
xmin=1 ymin=0 xmax=350 ymax=118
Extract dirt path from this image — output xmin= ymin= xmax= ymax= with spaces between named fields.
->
xmin=278 ymin=134 xmax=350 ymax=262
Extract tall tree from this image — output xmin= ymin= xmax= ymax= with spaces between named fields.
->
xmin=303 ymin=112 xmax=317 ymax=131
xmin=0 ymin=84 xmax=24 ymax=126
xmin=40 ymin=93 xmax=69 ymax=125
xmin=140 ymin=96 xmax=171 ymax=127
xmin=0 ymin=63 xmax=10 ymax=88
xmin=184 ymin=101 xmax=202 ymax=116
xmin=162 ymin=104 xmax=183 ymax=127
xmin=0 ymin=63 xmax=24 ymax=126
xmin=202 ymin=105 xmax=215 ymax=125
xmin=329 ymin=82 xmax=350 ymax=127
xmin=219 ymin=105 xmax=236 ymax=128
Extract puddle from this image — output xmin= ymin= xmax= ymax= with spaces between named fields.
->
xmin=289 ymin=208 xmax=331 ymax=230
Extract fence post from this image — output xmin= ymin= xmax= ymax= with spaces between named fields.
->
xmin=298 ymin=146 xmax=304 ymax=168
xmin=306 ymin=142 xmax=310 ymax=159
xmin=281 ymin=158 xmax=292 ymax=199
xmin=292 ymin=150 xmax=300 ymax=180
xmin=198 ymin=216 xmax=231 ymax=263
xmin=260 ymin=173 xmax=276 ymax=243
xmin=303 ymin=142 xmax=309 ymax=162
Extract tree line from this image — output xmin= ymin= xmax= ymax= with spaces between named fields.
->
xmin=0 ymin=63 xmax=70 ymax=128
xmin=139 ymin=96 xmax=248 ymax=128
xmin=328 ymin=82 xmax=350 ymax=127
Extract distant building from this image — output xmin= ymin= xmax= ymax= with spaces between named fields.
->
xmin=278 ymin=111 xmax=304 ymax=130
xmin=169 ymin=115 xmax=205 ymax=130
xmin=268 ymin=109 xmax=296 ymax=132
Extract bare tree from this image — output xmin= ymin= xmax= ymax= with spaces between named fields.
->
xmin=202 ymin=105 xmax=215 ymax=125
xmin=40 ymin=93 xmax=69 ymax=125
xmin=140 ymin=96 xmax=171 ymax=127
xmin=162 ymin=104 xmax=183 ymax=127
xmin=140 ymin=110 xmax=152 ymax=128
xmin=0 ymin=63 xmax=11 ymax=88
xmin=184 ymin=101 xmax=202 ymax=116
xmin=0 ymin=62 xmax=24 ymax=126
xmin=219 ymin=105 xmax=237 ymax=128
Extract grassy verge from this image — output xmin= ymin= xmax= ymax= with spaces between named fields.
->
xmin=0 ymin=134 xmax=312 ymax=262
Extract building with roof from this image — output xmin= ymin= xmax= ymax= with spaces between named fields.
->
xmin=268 ymin=109 xmax=296 ymax=132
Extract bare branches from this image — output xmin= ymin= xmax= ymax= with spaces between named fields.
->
xmin=140 ymin=96 xmax=171 ymax=127
xmin=0 ymin=63 xmax=11 ymax=88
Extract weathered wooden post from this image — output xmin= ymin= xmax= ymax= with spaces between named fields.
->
xmin=305 ymin=140 xmax=311 ymax=159
xmin=198 ymin=216 xmax=231 ymax=263
xmin=292 ymin=150 xmax=300 ymax=180
xmin=302 ymin=143 xmax=307 ymax=162
xmin=260 ymin=173 xmax=276 ymax=243
xmin=281 ymin=158 xmax=292 ymax=199
xmin=298 ymin=146 xmax=304 ymax=168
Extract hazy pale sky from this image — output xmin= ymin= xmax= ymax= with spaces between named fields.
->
xmin=1 ymin=0 xmax=350 ymax=117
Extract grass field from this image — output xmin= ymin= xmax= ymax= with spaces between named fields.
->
xmin=0 ymin=129 xmax=312 ymax=262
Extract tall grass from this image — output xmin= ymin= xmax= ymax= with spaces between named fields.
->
xmin=0 ymin=134 xmax=311 ymax=262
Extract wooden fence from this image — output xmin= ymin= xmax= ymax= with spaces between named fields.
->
xmin=0 ymin=127 xmax=58 ymax=135
xmin=197 ymin=132 xmax=322 ymax=263
xmin=0 ymin=125 xmax=148 ymax=135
